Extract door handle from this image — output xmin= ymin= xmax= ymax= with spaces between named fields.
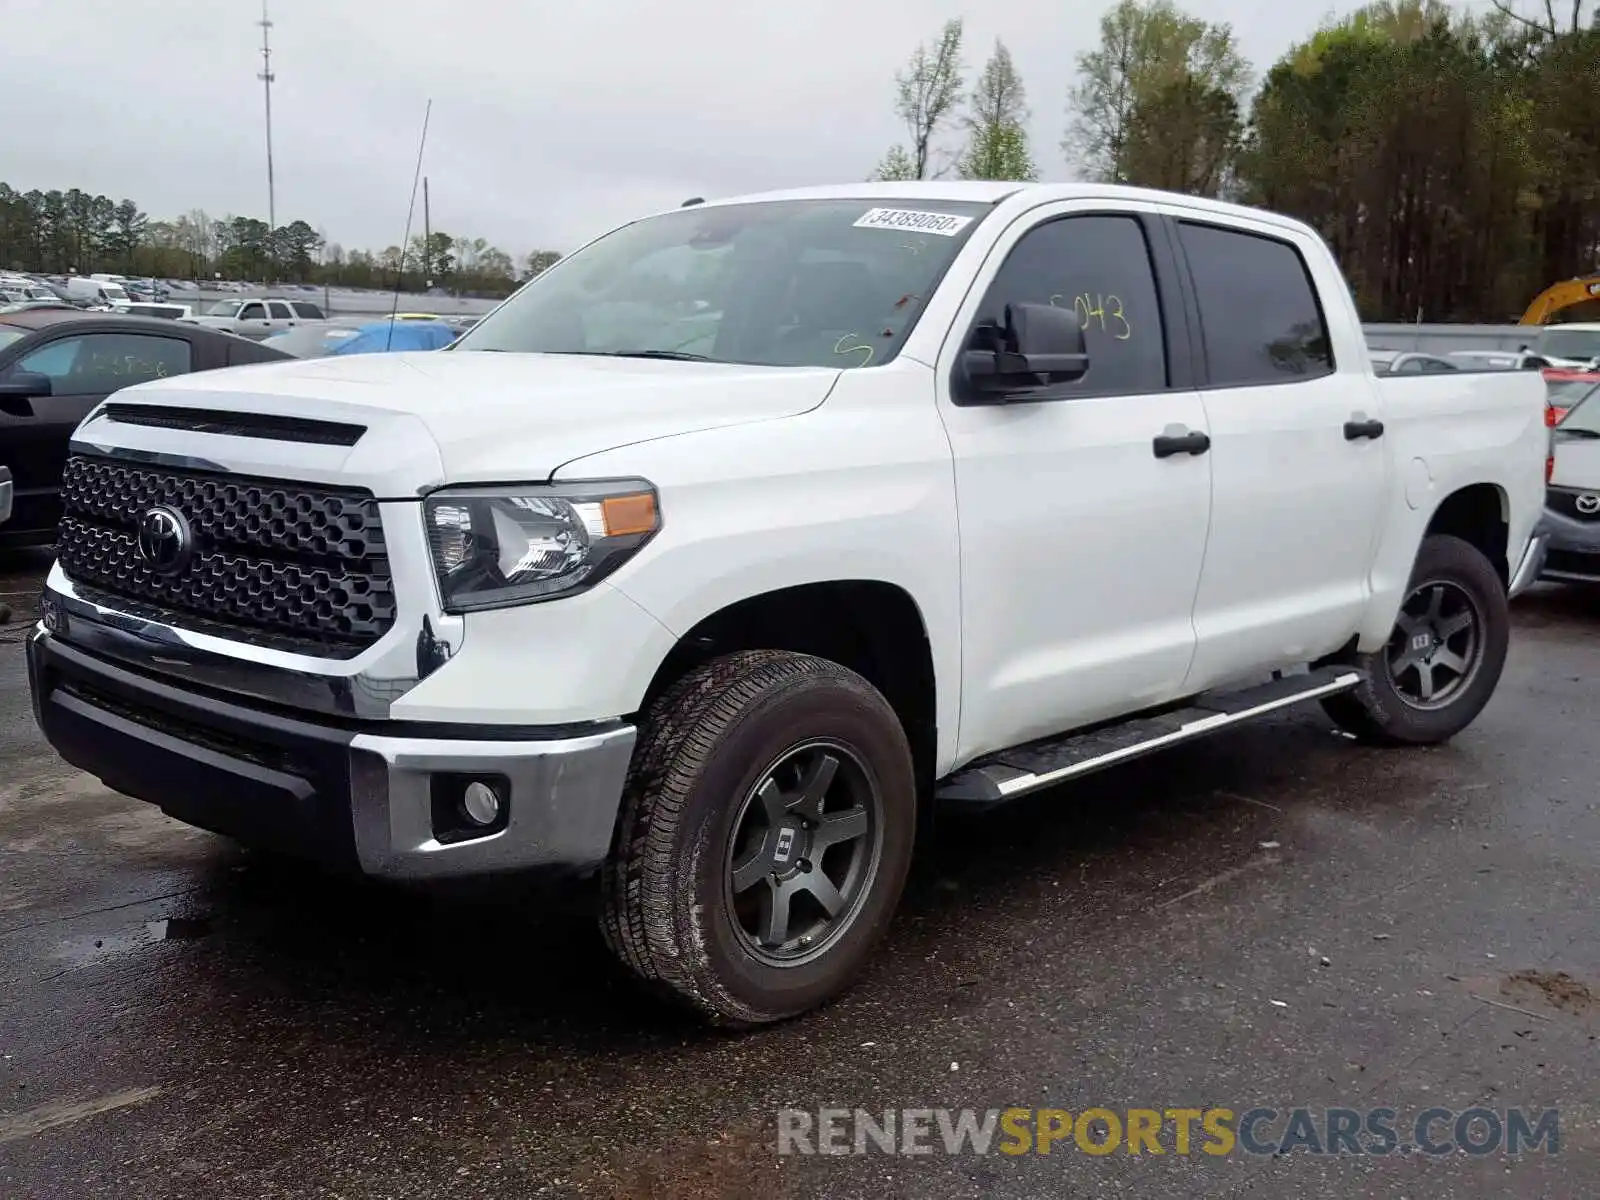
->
xmin=1152 ymin=428 xmax=1211 ymax=458
xmin=1344 ymin=417 xmax=1385 ymax=440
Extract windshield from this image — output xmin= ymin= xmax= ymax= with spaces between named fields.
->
xmin=1537 ymin=328 xmax=1600 ymax=362
xmin=456 ymin=198 xmax=990 ymax=368
xmin=205 ymin=300 xmax=243 ymax=317
xmin=1555 ymin=383 xmax=1600 ymax=430
xmin=100 ymin=285 xmax=129 ymax=301
xmin=1547 ymin=377 xmax=1600 ymax=407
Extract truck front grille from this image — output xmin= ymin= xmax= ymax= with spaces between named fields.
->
xmin=56 ymin=455 xmax=397 ymax=657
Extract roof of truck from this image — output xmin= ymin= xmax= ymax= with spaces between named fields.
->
xmin=683 ymin=180 xmax=1310 ymax=236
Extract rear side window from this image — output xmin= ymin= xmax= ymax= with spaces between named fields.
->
xmin=1177 ymin=222 xmax=1333 ymax=386
xmin=268 ymin=302 xmax=293 ymax=319
xmin=973 ymin=214 xmax=1168 ymax=394
xmin=291 ymin=301 xmax=324 ymax=319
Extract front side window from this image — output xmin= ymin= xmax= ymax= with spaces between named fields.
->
xmin=239 ymin=302 xmax=267 ymax=321
xmin=456 ymin=198 xmax=990 ymax=369
xmin=968 ymin=213 xmax=1169 ymax=395
xmin=10 ymin=333 xmax=192 ymax=395
xmin=1178 ymin=221 xmax=1334 ymax=386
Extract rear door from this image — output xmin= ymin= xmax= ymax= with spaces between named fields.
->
xmin=1170 ymin=213 xmax=1389 ymax=692
xmin=0 ymin=329 xmax=195 ymax=530
xmin=267 ymin=300 xmax=296 ymax=332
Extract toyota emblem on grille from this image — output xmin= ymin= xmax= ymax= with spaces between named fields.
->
xmin=135 ymin=506 xmax=193 ymax=574
xmin=1577 ymin=494 xmax=1600 ymax=516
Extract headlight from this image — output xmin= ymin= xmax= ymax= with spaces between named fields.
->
xmin=423 ymin=480 xmax=660 ymax=612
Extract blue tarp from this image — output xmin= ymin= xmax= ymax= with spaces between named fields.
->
xmin=328 ymin=319 xmax=458 ymax=356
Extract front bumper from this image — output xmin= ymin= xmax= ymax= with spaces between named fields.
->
xmin=26 ymin=630 xmax=636 ymax=880
xmin=1535 ymin=511 xmax=1600 ymax=584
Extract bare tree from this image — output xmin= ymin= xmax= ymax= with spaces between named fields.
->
xmin=873 ymin=19 xmax=966 ymax=180
xmin=1485 ymin=0 xmax=1592 ymax=35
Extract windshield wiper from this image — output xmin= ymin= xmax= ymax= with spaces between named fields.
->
xmin=549 ymin=349 xmax=713 ymax=363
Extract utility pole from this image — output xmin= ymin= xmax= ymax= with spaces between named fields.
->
xmin=258 ymin=0 xmax=277 ymax=281
xmin=422 ymin=176 xmax=431 ymax=287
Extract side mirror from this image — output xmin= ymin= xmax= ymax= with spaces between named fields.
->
xmin=0 ymin=370 xmax=51 ymax=416
xmin=962 ymin=302 xmax=1089 ymax=401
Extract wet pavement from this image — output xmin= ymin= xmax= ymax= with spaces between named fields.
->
xmin=0 ymin=556 xmax=1595 ymax=1198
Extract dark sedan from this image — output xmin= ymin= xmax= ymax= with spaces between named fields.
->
xmin=0 ymin=310 xmax=290 ymax=545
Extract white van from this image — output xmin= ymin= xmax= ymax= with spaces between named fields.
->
xmin=64 ymin=277 xmax=132 ymax=311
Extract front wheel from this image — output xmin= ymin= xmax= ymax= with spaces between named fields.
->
xmin=1322 ymin=534 xmax=1510 ymax=745
xmin=600 ymin=650 xmax=916 ymax=1026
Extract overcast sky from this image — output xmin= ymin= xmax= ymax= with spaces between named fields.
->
xmin=3 ymin=0 xmax=1386 ymax=258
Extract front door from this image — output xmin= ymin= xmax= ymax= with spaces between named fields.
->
xmin=935 ymin=204 xmax=1213 ymax=763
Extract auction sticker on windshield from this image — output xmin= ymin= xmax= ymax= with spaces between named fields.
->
xmin=853 ymin=208 xmax=974 ymax=236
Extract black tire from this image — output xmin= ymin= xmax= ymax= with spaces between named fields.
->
xmin=1322 ymin=534 xmax=1509 ymax=745
xmin=600 ymin=650 xmax=916 ymax=1026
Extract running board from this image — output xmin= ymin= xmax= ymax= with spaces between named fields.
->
xmin=936 ymin=666 xmax=1364 ymax=807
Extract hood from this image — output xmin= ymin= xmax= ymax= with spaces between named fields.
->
xmin=78 ymin=350 xmax=840 ymax=496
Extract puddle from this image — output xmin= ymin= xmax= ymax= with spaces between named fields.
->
xmin=51 ymin=917 xmax=212 ymax=970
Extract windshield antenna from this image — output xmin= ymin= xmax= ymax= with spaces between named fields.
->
xmin=388 ymin=98 xmax=433 ymax=351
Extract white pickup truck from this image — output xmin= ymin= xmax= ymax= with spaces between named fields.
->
xmin=28 ymin=183 xmax=1548 ymax=1026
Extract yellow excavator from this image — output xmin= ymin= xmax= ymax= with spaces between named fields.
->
xmin=1520 ymin=274 xmax=1600 ymax=325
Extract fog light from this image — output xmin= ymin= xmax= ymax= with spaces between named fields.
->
xmin=459 ymin=780 xmax=503 ymax=827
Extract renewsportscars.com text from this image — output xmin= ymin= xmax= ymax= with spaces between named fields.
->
xmin=777 ymin=1106 xmax=1561 ymax=1157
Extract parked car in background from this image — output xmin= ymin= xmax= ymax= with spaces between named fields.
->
xmin=125 ymin=279 xmax=172 ymax=303
xmin=1448 ymin=349 xmax=1552 ymax=372
xmin=326 ymin=318 xmax=457 ymax=356
xmin=0 ymin=309 xmax=290 ymax=544
xmin=123 ymin=302 xmax=194 ymax=321
xmin=1368 ymin=350 xmax=1458 ymax=375
xmin=261 ymin=322 xmax=364 ymax=358
xmin=0 ymin=278 xmax=59 ymax=306
xmin=185 ymin=297 xmax=328 ymax=338
xmin=1531 ymin=322 xmax=1600 ymax=369
xmin=1537 ymin=384 xmax=1600 ymax=584
xmin=64 ymin=277 xmax=133 ymax=311
xmin=1542 ymin=369 xmax=1600 ymax=426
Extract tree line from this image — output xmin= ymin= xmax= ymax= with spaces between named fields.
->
xmin=873 ymin=0 xmax=1600 ymax=323
xmin=0 ymin=186 xmax=563 ymax=298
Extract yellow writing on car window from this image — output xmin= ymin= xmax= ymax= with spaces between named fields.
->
xmin=833 ymin=333 xmax=875 ymax=368
xmin=1049 ymin=292 xmax=1132 ymax=341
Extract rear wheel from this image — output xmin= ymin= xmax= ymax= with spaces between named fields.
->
xmin=600 ymin=650 xmax=916 ymax=1026
xmin=1322 ymin=534 xmax=1509 ymax=745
